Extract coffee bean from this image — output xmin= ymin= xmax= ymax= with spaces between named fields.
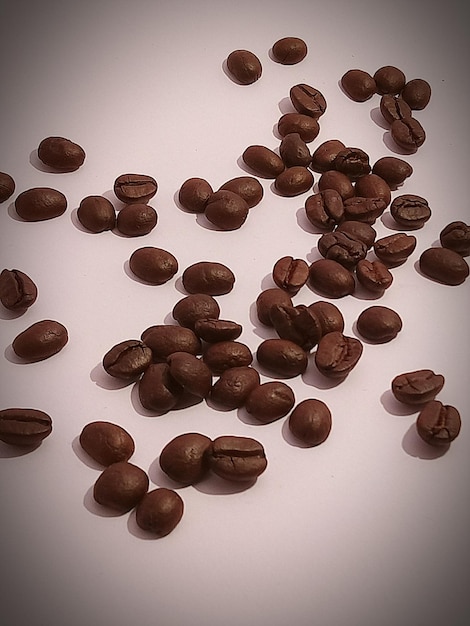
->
xmin=0 ymin=171 xmax=15 ymax=203
xmin=416 ymin=401 xmax=460 ymax=447
xmin=277 ymin=113 xmax=320 ymax=143
xmin=167 ymin=352 xmax=212 ymax=399
xmin=204 ymin=190 xmax=249 ymax=230
xmin=138 ymin=363 xmax=183 ymax=412
xmin=440 ymin=221 xmax=470 ymax=256
xmin=256 ymin=338 xmax=308 ymax=378
xmin=304 ymin=189 xmax=345 ymax=231
xmin=113 ymin=173 xmax=158 ymax=204
xmin=203 ymin=341 xmax=252 ymax=375
xmin=210 ymin=366 xmax=260 ymax=410
xmin=210 ymin=435 xmax=267 ymax=482
xmin=333 ymin=147 xmax=371 ymax=180
xmin=373 ymin=233 xmax=417 ymax=267
xmin=135 ymin=488 xmax=184 ymax=537
xmin=172 ymin=294 xmax=220 ymax=330
xmin=272 ymin=256 xmax=309 ymax=295
xmin=140 ymin=325 xmax=201 ymax=361
xmin=270 ymin=303 xmax=322 ymax=351
xmin=379 ymin=95 xmax=412 ymax=124
xmin=37 ymin=136 xmax=86 ymax=172
xmin=274 ymin=166 xmax=314 ymax=197
xmin=242 ymin=145 xmax=285 ymax=179
xmin=354 ymin=173 xmax=392 ymax=208
xmin=15 ymin=187 xmax=67 ymax=221
xmin=288 ymin=399 xmax=332 ymax=446
xmin=219 ymin=176 xmax=264 ymax=208
xmin=419 ymin=247 xmax=469 ymax=285
xmin=372 ymin=156 xmax=413 ymax=190
xmin=0 ymin=408 xmax=52 ymax=447
xmin=341 ymin=69 xmax=376 ymax=102
xmin=318 ymin=171 xmax=354 ymax=200
xmin=194 ymin=318 xmax=242 ymax=343
xmin=373 ymin=66 xmax=406 ymax=95
xmin=390 ymin=117 xmax=426 ymax=153
xmin=308 ymin=259 xmax=355 ymax=298
xmin=401 ymin=78 xmax=431 ymax=110
xmin=245 ymin=381 xmax=295 ymax=423
xmin=355 ymin=259 xmax=393 ymax=294
xmin=0 ymin=268 xmax=38 ymax=311
xmin=391 ymin=369 xmax=445 ymax=405
xmin=182 ymin=261 xmax=235 ymax=295
xmin=12 ymin=320 xmax=68 ymax=361
xmin=307 ymin=301 xmax=345 ymax=336
xmin=314 ymin=331 xmax=363 ymax=379
xmin=102 ymin=339 xmax=152 ymax=381
xmin=129 ymin=246 xmax=178 ymax=285
xmin=178 ymin=177 xmax=213 ymax=213
xmin=290 ymin=83 xmax=327 ymax=118
xmin=93 ymin=461 xmax=149 ymax=513
xmin=356 ymin=305 xmax=403 ymax=343
xmin=342 ymin=197 xmax=387 ymax=224
xmin=79 ymin=421 xmax=135 ymax=466
xmin=279 ymin=133 xmax=312 ymax=168
xmin=226 ymin=49 xmax=262 ymax=84
xmin=310 ymin=139 xmax=346 ymax=173
xmin=159 ymin=433 xmax=213 ymax=485
xmin=390 ymin=194 xmax=431 ymax=229
xmin=317 ymin=231 xmax=368 ymax=269
xmin=255 ymin=288 xmax=293 ymax=326
xmin=77 ymin=195 xmax=116 ymax=232
xmin=336 ymin=221 xmax=376 ymax=249
xmin=271 ymin=37 xmax=308 ymax=64
xmin=116 ymin=203 xmax=158 ymax=236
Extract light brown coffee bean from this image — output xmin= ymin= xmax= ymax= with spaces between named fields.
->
xmin=0 ymin=408 xmax=52 ymax=447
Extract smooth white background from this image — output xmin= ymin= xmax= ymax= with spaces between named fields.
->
xmin=1 ymin=1 xmax=469 ymax=625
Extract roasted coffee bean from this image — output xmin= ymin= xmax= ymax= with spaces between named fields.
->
xmin=141 ymin=324 xmax=201 ymax=361
xmin=203 ymin=340 xmax=252 ymax=375
xmin=0 ymin=408 xmax=52 ymax=447
xmin=245 ymin=381 xmax=295 ymax=423
xmin=277 ymin=113 xmax=320 ymax=143
xmin=12 ymin=320 xmax=68 ymax=361
xmin=182 ymin=261 xmax=235 ymax=295
xmin=172 ymin=294 xmax=220 ymax=330
xmin=288 ymin=399 xmax=332 ymax=446
xmin=116 ymin=203 xmax=157 ymax=236
xmin=356 ymin=305 xmax=402 ymax=343
xmin=274 ymin=166 xmax=314 ymax=197
xmin=341 ymin=69 xmax=376 ymax=101
xmin=178 ymin=177 xmax=213 ymax=213
xmin=401 ymin=78 xmax=431 ymax=110
xmin=204 ymin=190 xmax=249 ymax=230
xmin=314 ymin=331 xmax=363 ymax=379
xmin=271 ymin=37 xmax=307 ymax=64
xmin=210 ymin=366 xmax=260 ymax=410
xmin=333 ymin=147 xmax=371 ymax=181
xmin=79 ymin=421 xmax=135 ymax=466
xmin=138 ymin=363 xmax=184 ymax=412
xmin=242 ymin=145 xmax=285 ymax=179
xmin=372 ymin=156 xmax=413 ymax=190
xmin=373 ymin=66 xmax=406 ymax=95
xmin=255 ymin=288 xmax=293 ymax=326
xmin=210 ymin=435 xmax=267 ymax=482
xmin=219 ymin=176 xmax=263 ymax=208
xmin=0 ymin=171 xmax=15 ymax=202
xmin=226 ymin=49 xmax=262 ymax=84
xmin=416 ymin=401 xmax=460 ymax=447
xmin=0 ymin=268 xmax=37 ymax=311
xmin=336 ymin=221 xmax=376 ymax=249
xmin=194 ymin=318 xmax=242 ymax=343
xmin=317 ymin=231 xmax=367 ymax=269
xmin=304 ymin=189 xmax=345 ymax=231
xmin=318 ymin=171 xmax=354 ymax=200
xmin=290 ymin=84 xmax=327 ymax=118
xmin=77 ymin=195 xmax=116 ymax=232
xmin=167 ymin=352 xmax=212 ymax=398
xmin=15 ymin=187 xmax=67 ymax=221
xmin=307 ymin=301 xmax=344 ymax=336
xmin=279 ymin=133 xmax=312 ymax=168
xmin=379 ymin=95 xmax=412 ymax=124
xmin=93 ymin=461 xmax=149 ymax=513
xmin=256 ymin=338 xmax=308 ymax=378
xmin=355 ymin=259 xmax=393 ymax=294
xmin=440 ymin=221 xmax=470 ymax=256
xmin=391 ymin=369 xmax=445 ymax=405
xmin=129 ymin=246 xmax=178 ymax=285
xmin=159 ymin=433 xmax=213 ymax=485
xmin=37 ymin=136 xmax=85 ymax=172
xmin=419 ymin=247 xmax=469 ymax=285
xmin=135 ymin=488 xmax=184 ymax=536
xmin=342 ymin=197 xmax=387 ymax=224
xmin=373 ymin=233 xmax=417 ymax=267
xmin=114 ymin=173 xmax=157 ymax=204
xmin=308 ymin=259 xmax=355 ymax=298
xmin=310 ymin=139 xmax=346 ymax=173
xmin=354 ymin=173 xmax=392 ymax=207
xmin=270 ymin=304 xmax=322 ymax=350
xmin=390 ymin=117 xmax=426 ymax=153
xmin=390 ymin=194 xmax=431 ymax=229
xmin=272 ymin=256 xmax=309 ymax=295
xmin=102 ymin=339 xmax=152 ymax=381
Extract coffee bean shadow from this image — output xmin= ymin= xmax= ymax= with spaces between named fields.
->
xmin=3 ymin=344 xmax=38 ymax=364
xmin=301 ymin=353 xmax=345 ymax=390
xmin=248 ymin=301 xmax=277 ymax=341
xmin=0 ymin=439 xmax=43 ymax=458
xmin=281 ymin=417 xmax=316 ymax=448
xmin=193 ymin=471 xmax=257 ymax=495
xmin=83 ymin=484 xmax=126 ymax=517
xmin=236 ymin=404 xmax=267 ymax=426
xmin=278 ymin=96 xmax=296 ymax=115
xmin=272 ymin=123 xmax=283 ymax=141
xmin=195 ymin=212 xmax=223 ymax=231
xmin=71 ymin=435 xmax=105 ymax=471
xmin=102 ymin=189 xmax=123 ymax=209
xmin=401 ymin=422 xmax=450 ymax=459
xmin=379 ymin=389 xmax=418 ymax=416
xmin=0 ymin=303 xmax=28 ymax=320
xmin=370 ymin=107 xmax=389 ymax=130
xmin=90 ymin=362 xmax=134 ymax=390
xmin=29 ymin=150 xmax=58 ymax=173
xmin=7 ymin=201 xmax=26 ymax=221
xmin=413 ymin=259 xmax=440 ymax=284
xmin=351 ymin=281 xmax=385 ymax=301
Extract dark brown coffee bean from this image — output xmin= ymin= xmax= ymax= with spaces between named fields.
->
xmin=0 ymin=171 xmax=15 ymax=203
xmin=256 ymin=338 xmax=308 ymax=378
xmin=290 ymin=84 xmax=327 ymax=118
xmin=203 ymin=341 xmax=252 ymax=375
xmin=419 ymin=247 xmax=469 ymax=285
xmin=379 ymin=95 xmax=412 ymax=124
xmin=178 ymin=177 xmax=213 ymax=213
xmin=141 ymin=325 xmax=201 ymax=361
xmin=113 ymin=173 xmax=158 ymax=204
xmin=373 ymin=233 xmax=417 ymax=267
xmin=167 ymin=352 xmax=212 ymax=399
xmin=416 ymin=401 xmax=460 ymax=447
xmin=356 ymin=305 xmax=402 ymax=343
xmin=129 ymin=246 xmax=178 ymax=285
xmin=288 ymin=399 xmax=332 ymax=446
xmin=355 ymin=259 xmax=393 ymax=294
xmin=390 ymin=194 xmax=431 ymax=229
xmin=304 ymin=189 xmax=345 ymax=231
xmin=204 ymin=190 xmax=249 ymax=230
xmin=245 ymin=381 xmax=295 ymax=423
xmin=0 ymin=408 xmax=52 ymax=447
xmin=37 ymin=136 xmax=85 ymax=172
xmin=334 ymin=148 xmax=371 ymax=181
xmin=270 ymin=304 xmax=322 ymax=351
xmin=314 ymin=331 xmax=363 ymax=379
xmin=277 ymin=113 xmax=320 ymax=143
xmin=373 ymin=66 xmax=406 ymax=95
xmin=182 ymin=261 xmax=235 ymax=295
xmin=219 ymin=176 xmax=263 ymax=208
xmin=308 ymin=259 xmax=355 ymax=298
xmin=79 ymin=421 xmax=135 ymax=466
xmin=372 ymin=156 xmax=413 ymax=190
xmin=102 ymin=339 xmax=152 ymax=381
xmin=279 ymin=133 xmax=312 ymax=168
xmin=12 ymin=320 xmax=68 ymax=361
xmin=242 ymin=145 xmax=285 ymax=179
xmin=159 ymin=433 xmax=213 ymax=485
xmin=93 ymin=461 xmax=149 ymax=513
xmin=210 ymin=366 xmax=260 ymax=410
xmin=135 ymin=488 xmax=184 ymax=536
xmin=172 ymin=294 xmax=220 ymax=330
xmin=310 ymin=139 xmax=346 ymax=173
xmin=341 ymin=69 xmax=376 ymax=102
xmin=194 ymin=318 xmax=242 ymax=343
xmin=336 ymin=221 xmax=376 ymax=249
xmin=401 ymin=78 xmax=431 ymax=110
xmin=15 ymin=187 xmax=67 ymax=221
xmin=210 ymin=435 xmax=267 ymax=482
xmin=317 ymin=231 xmax=368 ymax=269
xmin=318 ymin=171 xmax=354 ymax=200
xmin=272 ymin=37 xmax=307 ymax=65
xmin=226 ymin=49 xmax=262 ymax=84
xmin=342 ymin=197 xmax=387 ymax=224
xmin=390 ymin=117 xmax=426 ymax=153
xmin=274 ymin=166 xmax=314 ymax=197
xmin=0 ymin=269 xmax=37 ymax=311
xmin=77 ymin=195 xmax=116 ymax=232
xmin=307 ymin=301 xmax=344 ymax=336
xmin=138 ymin=363 xmax=183 ymax=412
xmin=440 ymin=221 xmax=470 ymax=256
xmin=354 ymin=173 xmax=392 ymax=207
xmin=255 ymin=288 xmax=293 ymax=326
xmin=116 ymin=203 xmax=157 ymax=236
xmin=391 ymin=369 xmax=445 ymax=405
xmin=272 ymin=256 xmax=309 ymax=295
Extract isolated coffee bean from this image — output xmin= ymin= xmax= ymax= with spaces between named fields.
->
xmin=354 ymin=173 xmax=392 ymax=208
xmin=12 ymin=320 xmax=68 ymax=361
xmin=277 ymin=113 xmax=320 ymax=143
xmin=77 ymin=195 xmax=116 ymax=232
xmin=356 ymin=305 xmax=403 ymax=343
xmin=439 ymin=221 xmax=470 ymax=256
xmin=318 ymin=171 xmax=354 ymax=200
xmin=419 ymin=247 xmax=469 ymax=285
xmin=129 ymin=246 xmax=178 ymax=284
xmin=0 ymin=269 xmax=37 ymax=311
xmin=270 ymin=304 xmax=322 ymax=351
xmin=341 ymin=69 xmax=376 ymax=101
xmin=203 ymin=341 xmax=252 ymax=375
xmin=93 ymin=461 xmax=149 ymax=513
xmin=372 ymin=156 xmax=413 ymax=190
xmin=219 ymin=176 xmax=263 ymax=208
xmin=255 ymin=288 xmax=293 ymax=326
xmin=336 ymin=221 xmax=376 ymax=249
xmin=256 ymin=338 xmax=308 ymax=378
xmin=401 ymin=78 xmax=431 ymax=110
xmin=373 ymin=233 xmax=417 ymax=267
xmin=0 ymin=408 xmax=52 ymax=447
xmin=138 ymin=363 xmax=184 ymax=413
xmin=204 ymin=190 xmax=249 ymax=230
xmin=210 ymin=435 xmax=267 ymax=482
xmin=391 ymin=369 xmax=445 ymax=405
xmin=159 ymin=433 xmax=213 ymax=485
xmin=333 ymin=147 xmax=371 ymax=181
xmin=272 ymin=37 xmax=307 ymax=64
xmin=379 ymin=95 xmax=412 ymax=124
xmin=390 ymin=194 xmax=431 ymax=229
xmin=79 ymin=421 xmax=135 ymax=466
xmin=279 ymin=133 xmax=312 ymax=168
xmin=242 ymin=145 xmax=285 ymax=179
xmin=226 ymin=49 xmax=262 ymax=84
xmin=275 ymin=166 xmax=314 ymax=196
xmin=317 ymin=231 xmax=367 ymax=269
xmin=416 ymin=401 xmax=460 ymax=447
xmin=307 ymin=301 xmax=344 ymax=336
xmin=314 ymin=331 xmax=363 ymax=379
xmin=272 ymin=256 xmax=309 ymax=295
xmin=290 ymin=84 xmax=327 ymax=118
xmin=210 ymin=366 xmax=260 ymax=410
xmin=373 ymin=65 xmax=406 ymax=95
xmin=116 ymin=203 xmax=157 ymax=236
xmin=172 ymin=294 xmax=220 ymax=330
xmin=342 ymin=197 xmax=386 ymax=224
xmin=304 ymin=189 xmax=345 ymax=231
xmin=355 ymin=259 xmax=393 ymax=294
xmin=194 ymin=318 xmax=242 ymax=343
xmin=245 ymin=381 xmax=295 ymax=423
xmin=38 ymin=136 xmax=85 ymax=172
xmin=141 ymin=324 xmax=201 ymax=361
xmin=102 ymin=339 xmax=152 ymax=381
xmin=288 ymin=399 xmax=332 ymax=446
xmin=113 ymin=173 xmax=157 ymax=204
xmin=167 ymin=352 xmax=212 ymax=399
xmin=15 ymin=187 xmax=67 ymax=221
xmin=390 ymin=117 xmax=426 ymax=153
xmin=178 ymin=177 xmax=213 ymax=213
xmin=135 ymin=488 xmax=184 ymax=537
xmin=308 ymin=259 xmax=355 ymax=298
xmin=182 ymin=261 xmax=235 ymax=295
xmin=310 ymin=139 xmax=346 ymax=173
